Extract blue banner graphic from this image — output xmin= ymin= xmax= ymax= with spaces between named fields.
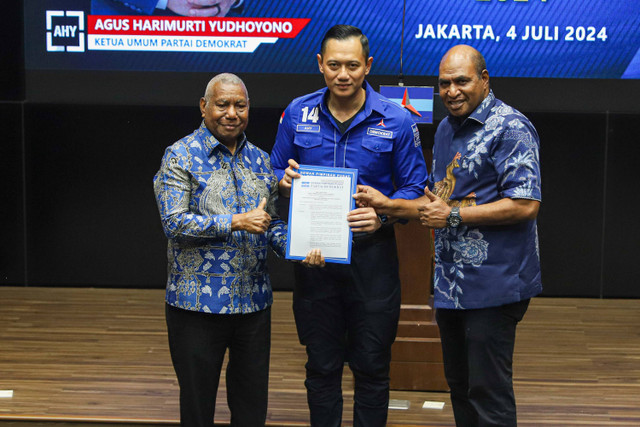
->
xmin=25 ymin=0 xmax=640 ymax=78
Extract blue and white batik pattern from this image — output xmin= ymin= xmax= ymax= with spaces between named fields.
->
xmin=154 ymin=123 xmax=287 ymax=314
xmin=430 ymin=91 xmax=542 ymax=309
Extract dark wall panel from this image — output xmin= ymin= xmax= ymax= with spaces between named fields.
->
xmin=602 ymin=115 xmax=640 ymax=297
xmin=531 ymin=112 xmax=607 ymax=297
xmin=24 ymin=104 xmax=195 ymax=287
xmin=16 ymin=102 xmax=640 ymax=297
xmin=23 ymin=103 xmax=288 ymax=288
xmin=0 ymin=1 xmax=23 ymax=101
xmin=0 ymin=104 xmax=26 ymax=285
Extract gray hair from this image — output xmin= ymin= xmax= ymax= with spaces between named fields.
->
xmin=203 ymin=73 xmax=249 ymax=101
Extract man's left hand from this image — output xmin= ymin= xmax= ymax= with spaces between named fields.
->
xmin=418 ymin=187 xmax=451 ymax=229
xmin=347 ymin=207 xmax=381 ymax=233
xmin=301 ymin=248 xmax=326 ymax=268
xmin=232 ymin=197 xmax=271 ymax=234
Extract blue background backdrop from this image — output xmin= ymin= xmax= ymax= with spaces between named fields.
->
xmin=25 ymin=0 xmax=640 ymax=78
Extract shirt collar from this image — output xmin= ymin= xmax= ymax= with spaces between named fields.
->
xmin=319 ymin=80 xmax=383 ymax=118
xmin=197 ymin=121 xmax=248 ymax=156
xmin=363 ymin=80 xmax=385 ymax=117
xmin=464 ymin=90 xmax=496 ymax=125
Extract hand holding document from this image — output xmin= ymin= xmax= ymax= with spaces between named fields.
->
xmin=286 ymin=165 xmax=358 ymax=264
xmin=300 ymin=248 xmax=326 ymax=268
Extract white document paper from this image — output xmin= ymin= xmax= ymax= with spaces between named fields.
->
xmin=286 ymin=165 xmax=357 ymax=264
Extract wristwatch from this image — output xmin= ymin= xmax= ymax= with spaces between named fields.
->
xmin=446 ymin=207 xmax=462 ymax=228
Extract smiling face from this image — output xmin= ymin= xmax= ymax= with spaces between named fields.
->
xmin=199 ymin=80 xmax=249 ymax=149
xmin=317 ymin=36 xmax=373 ymax=103
xmin=438 ymin=47 xmax=490 ymax=120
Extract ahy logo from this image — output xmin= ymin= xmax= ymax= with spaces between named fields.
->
xmin=46 ymin=11 xmax=85 ymax=52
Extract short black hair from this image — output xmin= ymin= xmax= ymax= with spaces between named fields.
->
xmin=472 ymin=51 xmax=487 ymax=78
xmin=319 ymin=25 xmax=370 ymax=60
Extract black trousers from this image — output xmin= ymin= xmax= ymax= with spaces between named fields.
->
xmin=293 ymin=228 xmax=401 ymax=427
xmin=436 ymin=299 xmax=530 ymax=427
xmin=165 ymin=304 xmax=271 ymax=427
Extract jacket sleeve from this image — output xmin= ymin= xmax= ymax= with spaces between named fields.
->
xmin=390 ymin=113 xmax=428 ymax=200
xmin=270 ymin=105 xmax=297 ymax=184
xmin=263 ymin=156 xmax=288 ymax=257
xmin=153 ymin=146 xmax=233 ymax=241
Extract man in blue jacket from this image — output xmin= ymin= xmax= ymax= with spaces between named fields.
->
xmin=270 ymin=24 xmax=428 ymax=427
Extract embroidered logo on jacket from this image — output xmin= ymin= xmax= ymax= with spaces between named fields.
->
xmin=366 ymin=128 xmax=393 ymax=139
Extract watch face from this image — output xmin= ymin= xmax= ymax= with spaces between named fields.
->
xmin=448 ymin=216 xmax=461 ymax=227
xmin=447 ymin=209 xmax=461 ymax=227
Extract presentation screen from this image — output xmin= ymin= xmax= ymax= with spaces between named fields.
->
xmin=24 ymin=0 xmax=640 ymax=106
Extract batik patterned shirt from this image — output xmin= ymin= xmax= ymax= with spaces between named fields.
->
xmin=429 ymin=91 xmax=542 ymax=309
xmin=153 ymin=122 xmax=287 ymax=314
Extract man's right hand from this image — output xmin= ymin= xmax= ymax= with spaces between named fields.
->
xmin=354 ymin=184 xmax=426 ymax=221
xmin=232 ymin=198 xmax=271 ymax=234
xmin=278 ymin=158 xmax=301 ymax=198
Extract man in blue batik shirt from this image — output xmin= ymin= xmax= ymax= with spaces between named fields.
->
xmin=270 ymin=25 xmax=428 ymax=427
xmin=153 ymin=73 xmax=321 ymax=426
xmin=355 ymin=45 xmax=542 ymax=426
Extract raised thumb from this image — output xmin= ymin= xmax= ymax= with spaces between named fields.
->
xmin=258 ymin=197 xmax=267 ymax=210
xmin=424 ymin=186 xmax=437 ymax=201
